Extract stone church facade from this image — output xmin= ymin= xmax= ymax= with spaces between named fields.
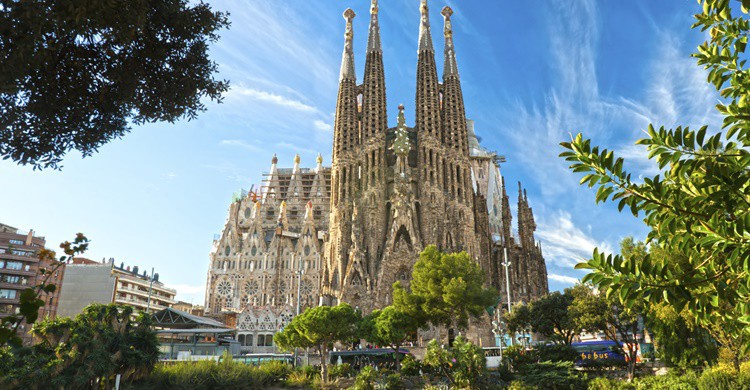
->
xmin=205 ymin=0 xmax=548 ymax=350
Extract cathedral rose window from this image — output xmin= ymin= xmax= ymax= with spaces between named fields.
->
xmin=244 ymin=280 xmax=259 ymax=295
xmin=216 ymin=280 xmax=233 ymax=297
xmin=300 ymin=279 xmax=313 ymax=295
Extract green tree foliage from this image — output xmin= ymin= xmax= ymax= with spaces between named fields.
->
xmin=0 ymin=0 xmax=230 ymax=169
xmin=646 ymin=302 xmax=719 ymax=369
xmin=530 ymin=290 xmax=579 ymax=345
xmin=422 ymin=336 xmax=488 ymax=389
xmin=273 ymin=303 xmax=360 ymax=382
xmin=360 ymin=305 xmax=420 ymax=370
xmin=1 ymin=304 xmax=158 ymax=389
xmin=505 ymin=303 xmax=533 ymax=337
xmin=568 ymin=280 xmax=642 ymax=380
xmin=0 ymin=233 xmax=88 ymax=348
xmin=393 ymin=245 xmax=498 ymax=333
xmin=559 ymin=0 xmax=750 ymax=370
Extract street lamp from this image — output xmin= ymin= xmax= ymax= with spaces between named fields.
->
xmin=502 ymin=247 xmax=513 ymax=346
xmin=146 ymin=267 xmax=155 ymax=313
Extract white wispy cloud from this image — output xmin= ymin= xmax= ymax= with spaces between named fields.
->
xmin=548 ymin=273 xmax=580 ymax=285
xmin=313 ymin=120 xmax=333 ymax=133
xmin=220 ymin=139 xmax=263 ymax=152
xmin=536 ymin=210 xmax=615 ymax=268
xmin=226 ymin=86 xmax=319 ymax=113
xmin=274 ymin=142 xmax=318 ymax=155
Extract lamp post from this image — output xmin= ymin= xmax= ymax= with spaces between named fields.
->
xmin=295 ymin=244 xmax=308 ymax=366
xmin=502 ymin=248 xmax=513 ymax=346
xmin=146 ymin=267 xmax=155 ymax=313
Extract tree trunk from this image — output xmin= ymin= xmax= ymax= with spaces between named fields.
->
xmin=393 ymin=343 xmax=401 ymax=371
xmin=320 ymin=344 xmax=329 ymax=383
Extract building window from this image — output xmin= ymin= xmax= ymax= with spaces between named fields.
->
xmin=0 ymin=289 xmax=18 ymax=299
xmin=4 ymin=261 xmax=22 ymax=270
xmin=9 ymin=240 xmax=23 ymax=245
xmin=257 ymin=334 xmax=273 ymax=347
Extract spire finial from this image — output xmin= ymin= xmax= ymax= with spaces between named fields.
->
xmin=294 ymin=153 xmax=301 ymax=165
xmin=316 ymin=153 xmax=323 ymax=165
xmin=418 ymin=0 xmax=434 ymax=52
xmin=367 ymin=0 xmax=382 ymax=53
xmin=393 ymin=104 xmax=410 ymax=157
xmin=340 ymin=9 xmax=356 ymax=82
xmin=271 ymin=153 xmax=278 ymax=165
xmin=442 ymin=6 xmax=459 ymax=78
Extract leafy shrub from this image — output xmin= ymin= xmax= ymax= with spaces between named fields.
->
xmin=258 ymin=360 xmax=293 ymax=382
xmin=328 ymin=362 xmax=354 ymax=380
xmin=352 ymin=366 xmax=377 ymax=390
xmin=130 ymin=360 xmax=276 ymax=389
xmin=400 ymin=354 xmax=421 ymax=376
xmin=505 ymin=345 xmax=536 ymax=369
xmin=514 ymin=361 xmax=587 ymax=390
xmin=422 ymin=337 xmax=488 ymax=389
xmin=383 ymin=372 xmax=405 ymax=390
xmin=698 ymin=366 xmax=742 ymax=390
xmin=634 ymin=371 xmax=698 ymax=390
xmin=587 ymin=377 xmax=635 ymax=390
xmin=508 ymin=381 xmax=535 ymax=390
xmin=536 ymin=344 xmax=578 ymax=363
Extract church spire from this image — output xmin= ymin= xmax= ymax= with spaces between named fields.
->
xmin=440 ymin=6 xmax=468 ymax=155
xmin=442 ymin=6 xmax=458 ymax=78
xmin=362 ymin=0 xmax=387 ymax=142
xmin=339 ymin=9 xmax=356 ymax=82
xmin=367 ymin=0 xmax=381 ymax=54
xmin=418 ymin=0 xmax=434 ymax=53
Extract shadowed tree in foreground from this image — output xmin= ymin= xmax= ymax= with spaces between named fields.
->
xmin=0 ymin=0 xmax=230 ymax=169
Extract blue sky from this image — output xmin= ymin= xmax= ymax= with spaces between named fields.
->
xmin=1 ymin=0 xmax=722 ymax=304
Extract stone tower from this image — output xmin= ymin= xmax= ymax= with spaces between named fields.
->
xmin=205 ymin=0 xmax=549 ymax=350
xmin=321 ymin=1 xmax=488 ymax=311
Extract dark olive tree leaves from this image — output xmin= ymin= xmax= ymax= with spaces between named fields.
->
xmin=0 ymin=0 xmax=229 ymax=169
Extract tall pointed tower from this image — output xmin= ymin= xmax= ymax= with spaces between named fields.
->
xmin=323 ymin=9 xmax=359 ymax=302
xmin=358 ymin=0 xmax=389 ymax=291
xmin=413 ymin=0 xmax=448 ymax=250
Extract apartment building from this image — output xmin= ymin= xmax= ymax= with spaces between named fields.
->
xmin=0 ymin=223 xmax=63 ymax=344
xmin=57 ymin=258 xmax=177 ymax=317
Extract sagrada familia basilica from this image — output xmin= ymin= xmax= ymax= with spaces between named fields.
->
xmin=205 ymin=0 xmax=548 ymax=352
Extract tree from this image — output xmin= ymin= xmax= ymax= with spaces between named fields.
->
xmin=0 ymin=233 xmax=88 ymax=348
xmin=1 ymin=304 xmax=159 ymax=389
xmin=529 ymin=290 xmax=580 ymax=345
xmin=569 ymin=281 xmax=642 ymax=381
xmin=504 ymin=303 xmax=533 ymax=339
xmin=393 ymin=246 xmax=498 ymax=340
xmin=646 ymin=302 xmax=718 ymax=369
xmin=0 ymin=0 xmax=229 ymax=169
xmin=560 ymin=0 xmax=750 ymax=369
xmin=274 ymin=303 xmax=360 ymax=382
xmin=360 ymin=305 xmax=420 ymax=370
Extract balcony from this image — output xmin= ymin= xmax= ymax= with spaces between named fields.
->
xmin=117 ymin=285 xmax=176 ymax=304
xmin=115 ymin=296 xmax=168 ymax=311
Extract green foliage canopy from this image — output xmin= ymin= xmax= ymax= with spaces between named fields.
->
xmin=560 ymin=0 xmax=750 ymax=360
xmin=1 ymin=304 xmax=159 ymax=389
xmin=360 ymin=305 xmax=419 ymax=370
xmin=0 ymin=0 xmax=229 ymax=169
xmin=393 ymin=245 xmax=498 ymax=331
xmin=274 ymin=303 xmax=360 ymax=382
